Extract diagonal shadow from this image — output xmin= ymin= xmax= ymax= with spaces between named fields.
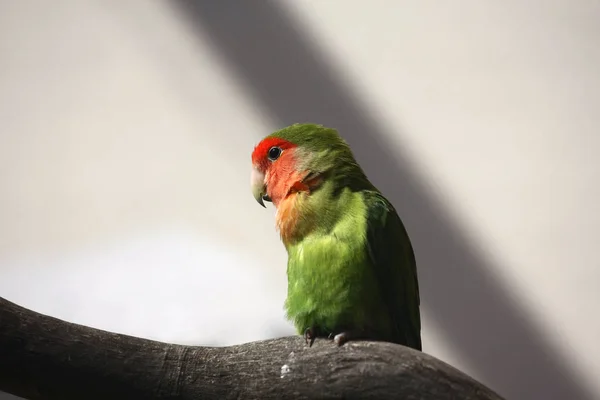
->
xmin=170 ymin=1 xmax=593 ymax=399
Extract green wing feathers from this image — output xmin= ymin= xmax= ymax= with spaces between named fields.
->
xmin=364 ymin=191 xmax=422 ymax=351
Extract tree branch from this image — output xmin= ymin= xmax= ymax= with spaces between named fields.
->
xmin=0 ymin=297 xmax=504 ymax=400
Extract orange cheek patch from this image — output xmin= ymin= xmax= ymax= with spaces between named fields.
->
xmin=265 ymin=151 xmax=303 ymax=206
xmin=264 ymin=148 xmax=322 ymax=244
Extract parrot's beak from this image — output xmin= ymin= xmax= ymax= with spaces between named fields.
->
xmin=251 ymin=167 xmax=270 ymax=207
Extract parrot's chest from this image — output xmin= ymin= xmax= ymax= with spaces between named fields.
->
xmin=288 ymin=240 xmax=358 ymax=300
xmin=284 ymin=233 xmax=378 ymax=332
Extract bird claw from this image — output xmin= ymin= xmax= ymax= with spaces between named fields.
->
xmin=304 ymin=327 xmax=317 ymax=347
xmin=333 ymin=332 xmax=348 ymax=346
xmin=305 ymin=328 xmax=363 ymax=347
xmin=333 ymin=330 xmax=363 ymax=346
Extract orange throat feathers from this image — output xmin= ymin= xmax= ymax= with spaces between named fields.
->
xmin=273 ymin=173 xmax=322 ymax=244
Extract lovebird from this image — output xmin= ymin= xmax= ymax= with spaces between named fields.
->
xmin=251 ymin=123 xmax=421 ymax=350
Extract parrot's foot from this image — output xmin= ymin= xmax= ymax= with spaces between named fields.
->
xmin=304 ymin=327 xmax=317 ymax=347
xmin=333 ymin=330 xmax=363 ymax=346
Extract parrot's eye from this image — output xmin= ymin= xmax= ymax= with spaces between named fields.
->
xmin=268 ymin=146 xmax=282 ymax=161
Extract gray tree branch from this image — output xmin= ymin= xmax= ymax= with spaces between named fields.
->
xmin=0 ymin=296 xmax=505 ymax=399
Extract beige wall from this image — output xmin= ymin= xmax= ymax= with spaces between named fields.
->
xmin=1 ymin=1 xmax=599 ymax=399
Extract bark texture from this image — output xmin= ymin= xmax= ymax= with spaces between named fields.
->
xmin=0 ymin=297 xmax=505 ymax=400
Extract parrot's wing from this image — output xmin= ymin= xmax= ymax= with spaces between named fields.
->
xmin=364 ymin=190 xmax=422 ymax=351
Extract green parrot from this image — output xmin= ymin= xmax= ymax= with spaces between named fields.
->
xmin=251 ymin=123 xmax=421 ymax=350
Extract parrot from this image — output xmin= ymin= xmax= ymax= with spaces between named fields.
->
xmin=250 ymin=123 xmax=421 ymax=350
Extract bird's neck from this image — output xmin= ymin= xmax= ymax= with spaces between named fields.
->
xmin=275 ymin=178 xmax=351 ymax=247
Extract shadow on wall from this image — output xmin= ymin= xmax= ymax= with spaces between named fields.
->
xmin=169 ymin=1 xmax=593 ymax=400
